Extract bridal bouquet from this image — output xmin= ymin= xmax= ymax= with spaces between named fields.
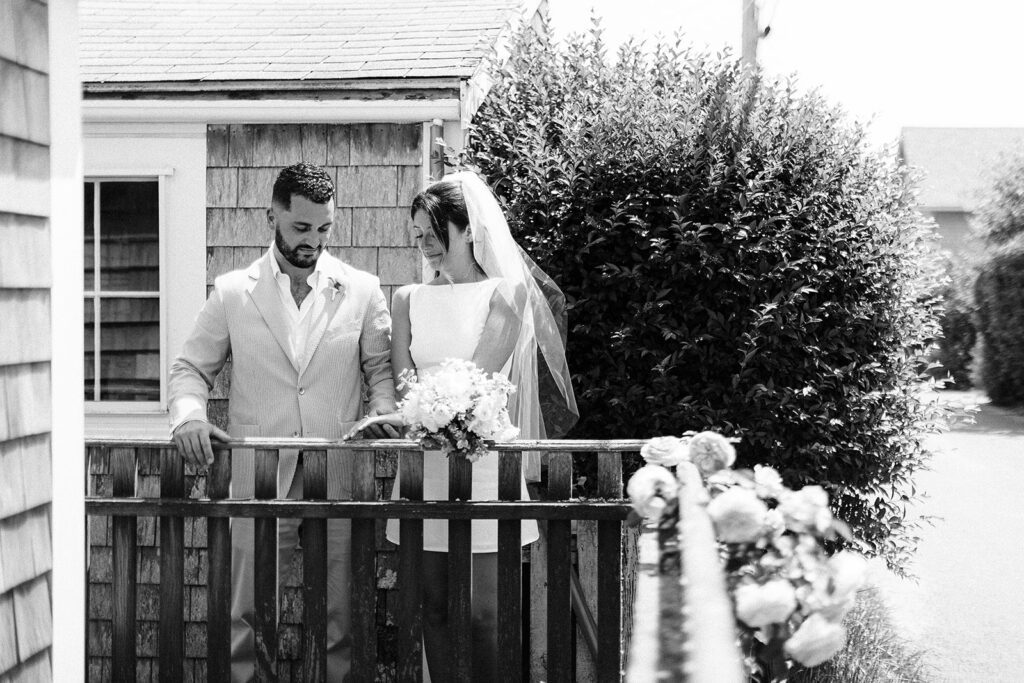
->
xmin=397 ymin=358 xmax=519 ymax=462
xmin=627 ymin=432 xmax=866 ymax=680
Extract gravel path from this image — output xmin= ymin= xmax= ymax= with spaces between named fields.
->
xmin=869 ymin=391 xmax=1024 ymax=682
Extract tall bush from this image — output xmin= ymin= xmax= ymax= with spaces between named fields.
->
xmin=459 ymin=24 xmax=946 ymax=570
xmin=924 ymin=255 xmax=976 ymax=389
xmin=972 ymin=152 xmax=1024 ymax=404
xmin=974 ymin=237 xmax=1024 ymax=404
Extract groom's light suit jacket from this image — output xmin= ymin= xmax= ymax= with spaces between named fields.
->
xmin=168 ymin=250 xmax=396 ymax=498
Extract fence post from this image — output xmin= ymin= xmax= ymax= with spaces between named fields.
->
xmin=397 ymin=449 xmax=424 ymax=681
xmin=448 ymin=455 xmax=473 ymax=679
xmin=597 ymin=451 xmax=623 ymax=682
xmin=302 ymin=449 xmax=328 ymax=682
xmin=497 ymin=451 xmax=524 ymax=682
xmin=207 ymin=447 xmax=232 ymax=680
xmin=350 ymin=449 xmax=377 ymax=679
xmin=254 ymin=449 xmax=279 ymax=681
xmin=547 ymin=453 xmax=573 ymax=682
xmin=111 ymin=447 xmax=138 ymax=682
xmin=159 ymin=448 xmax=185 ymax=682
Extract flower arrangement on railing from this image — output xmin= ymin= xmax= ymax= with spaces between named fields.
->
xmin=397 ymin=359 xmax=519 ymax=462
xmin=627 ymin=432 xmax=867 ymax=681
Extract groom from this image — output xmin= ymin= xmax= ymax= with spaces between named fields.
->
xmin=168 ymin=162 xmax=398 ymax=681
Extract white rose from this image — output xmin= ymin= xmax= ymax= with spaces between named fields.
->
xmin=422 ymin=400 xmax=456 ymax=432
xmin=784 ymin=613 xmax=847 ymax=667
xmin=399 ymin=391 xmax=422 ymax=425
xmin=779 ymin=485 xmax=832 ymax=533
xmin=687 ymin=431 xmax=737 ymax=476
xmin=707 ymin=487 xmax=768 ymax=543
xmin=626 ymin=464 xmax=678 ymax=520
xmin=764 ymin=508 xmax=786 ymax=538
xmin=753 ymin=465 xmax=785 ymax=498
xmin=800 ymin=551 xmax=866 ymax=620
xmin=440 ymin=378 xmax=474 ymax=410
xmin=734 ymin=579 xmax=797 ymax=628
xmin=640 ymin=436 xmax=690 ymax=467
xmin=469 ymin=393 xmax=503 ymax=432
xmin=828 ymin=551 xmax=867 ymax=602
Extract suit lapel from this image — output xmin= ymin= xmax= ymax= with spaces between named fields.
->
xmin=246 ymin=254 xmax=300 ymax=373
xmin=299 ymin=253 xmax=348 ymax=378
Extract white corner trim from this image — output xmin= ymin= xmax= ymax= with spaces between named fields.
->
xmin=83 ymin=98 xmax=461 ymax=124
xmin=50 ymin=1 xmax=85 ymax=681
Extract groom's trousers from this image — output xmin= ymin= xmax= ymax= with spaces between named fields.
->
xmin=228 ymin=459 xmax=352 ymax=682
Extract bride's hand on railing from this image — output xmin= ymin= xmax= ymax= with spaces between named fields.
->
xmin=343 ymin=411 xmax=406 ymax=440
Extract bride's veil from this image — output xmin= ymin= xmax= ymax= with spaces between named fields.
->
xmin=444 ymin=171 xmax=579 ymax=480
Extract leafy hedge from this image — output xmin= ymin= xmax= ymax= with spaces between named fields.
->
xmin=974 ymin=237 xmax=1024 ymax=404
xmin=459 ymin=25 xmax=946 ymax=569
xmin=924 ymin=256 xmax=976 ymax=389
xmin=972 ymin=152 xmax=1024 ymax=404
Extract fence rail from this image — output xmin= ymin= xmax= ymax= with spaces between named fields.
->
xmin=626 ymin=462 xmax=746 ymax=683
xmin=85 ymin=438 xmax=634 ymax=682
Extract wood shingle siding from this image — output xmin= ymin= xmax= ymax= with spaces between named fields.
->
xmin=0 ymin=1 xmax=54 ymax=678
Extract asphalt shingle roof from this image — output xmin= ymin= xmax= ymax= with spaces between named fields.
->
xmin=901 ymin=127 xmax=1024 ymax=210
xmin=79 ymin=0 xmax=531 ymax=83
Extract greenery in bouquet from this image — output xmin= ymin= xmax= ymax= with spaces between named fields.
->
xmin=397 ymin=359 xmax=519 ymax=462
xmin=627 ymin=432 xmax=867 ymax=681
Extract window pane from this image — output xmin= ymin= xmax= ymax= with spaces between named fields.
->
xmin=97 ymin=297 xmax=161 ymax=401
xmin=84 ymin=298 xmax=96 ymax=401
xmin=84 ymin=182 xmax=95 ymax=291
xmin=99 ymin=181 xmax=159 ymax=291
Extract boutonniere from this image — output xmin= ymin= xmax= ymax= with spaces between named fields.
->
xmin=328 ymin=278 xmax=346 ymax=301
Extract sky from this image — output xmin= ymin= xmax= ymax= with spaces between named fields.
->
xmin=546 ymin=0 xmax=1024 ymax=147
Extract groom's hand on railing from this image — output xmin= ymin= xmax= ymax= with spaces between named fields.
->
xmin=172 ymin=420 xmax=231 ymax=469
xmin=343 ymin=410 xmax=404 ymax=441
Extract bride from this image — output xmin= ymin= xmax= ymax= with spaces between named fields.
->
xmin=348 ymin=171 xmax=577 ymax=679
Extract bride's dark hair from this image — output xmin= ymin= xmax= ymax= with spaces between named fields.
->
xmin=410 ymin=180 xmax=469 ymax=253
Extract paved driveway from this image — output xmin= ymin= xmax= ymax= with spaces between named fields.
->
xmin=870 ymin=391 xmax=1024 ymax=682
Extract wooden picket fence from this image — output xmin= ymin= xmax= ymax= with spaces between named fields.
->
xmin=84 ymin=437 xmax=744 ymax=681
xmin=85 ymin=437 xmax=639 ymax=682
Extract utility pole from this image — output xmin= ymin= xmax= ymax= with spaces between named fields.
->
xmin=741 ymin=0 xmax=760 ymax=67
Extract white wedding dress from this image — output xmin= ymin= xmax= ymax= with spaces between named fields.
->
xmin=385 ymin=279 xmax=540 ymax=552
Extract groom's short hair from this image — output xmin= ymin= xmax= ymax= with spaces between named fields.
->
xmin=272 ymin=162 xmax=334 ymax=209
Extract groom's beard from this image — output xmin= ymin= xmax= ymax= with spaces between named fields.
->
xmin=275 ymin=229 xmax=323 ymax=268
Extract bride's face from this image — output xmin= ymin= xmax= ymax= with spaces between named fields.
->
xmin=411 ymin=209 xmax=472 ymax=275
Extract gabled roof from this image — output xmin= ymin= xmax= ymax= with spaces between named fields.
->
xmin=79 ymin=0 xmax=537 ymax=85
xmin=900 ymin=127 xmax=1024 ymax=211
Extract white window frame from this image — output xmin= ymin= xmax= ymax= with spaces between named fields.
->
xmin=84 ymin=172 xmax=170 ymax=409
xmin=83 ymin=122 xmax=207 ymax=438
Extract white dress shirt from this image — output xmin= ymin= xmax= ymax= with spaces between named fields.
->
xmin=268 ymin=245 xmax=330 ymax=370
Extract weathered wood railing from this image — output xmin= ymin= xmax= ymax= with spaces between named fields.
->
xmin=85 ymin=438 xmax=639 ymax=682
xmin=626 ymin=462 xmax=746 ymax=682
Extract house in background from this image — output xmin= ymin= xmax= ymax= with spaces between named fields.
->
xmin=900 ymin=127 xmax=1024 ymax=256
xmin=78 ymin=0 xmax=544 ymax=438
xmin=77 ymin=1 xmax=545 ymax=678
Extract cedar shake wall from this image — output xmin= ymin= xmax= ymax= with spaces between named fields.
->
xmin=0 ymin=0 xmax=54 ymax=681
xmin=86 ymin=123 xmax=424 ymax=681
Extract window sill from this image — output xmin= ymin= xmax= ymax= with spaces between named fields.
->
xmin=85 ymin=409 xmax=170 ymax=439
